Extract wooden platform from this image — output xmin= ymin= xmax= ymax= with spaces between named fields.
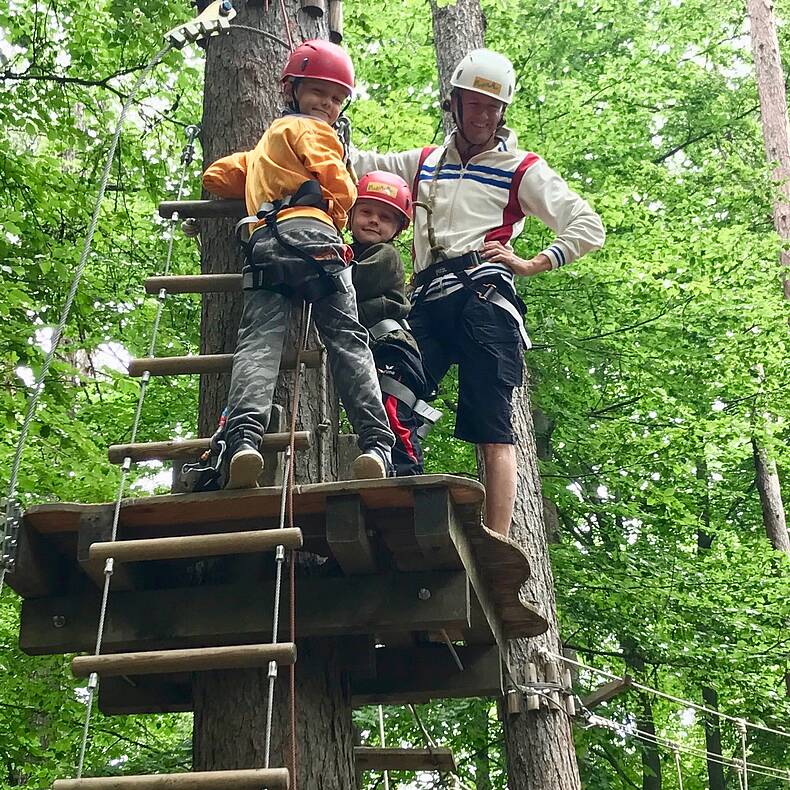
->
xmin=8 ymin=475 xmax=546 ymax=712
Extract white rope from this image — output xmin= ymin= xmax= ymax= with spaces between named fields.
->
xmin=738 ymin=719 xmax=749 ymax=790
xmin=672 ymin=747 xmax=684 ymax=790
xmin=552 ymin=652 xmax=790 ymax=742
xmin=76 ymin=113 xmax=195 ymax=778
xmin=378 ymin=706 xmax=390 ymax=790
xmin=0 ymin=44 xmax=172 ymax=600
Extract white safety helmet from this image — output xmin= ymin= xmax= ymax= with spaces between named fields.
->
xmin=449 ymin=48 xmax=516 ymax=105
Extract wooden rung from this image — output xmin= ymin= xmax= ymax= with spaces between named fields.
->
xmin=107 ymin=431 xmax=310 ymax=464
xmin=53 ymin=768 xmax=290 ymax=789
xmin=354 ymin=747 xmax=457 ymax=773
xmin=158 ymin=199 xmax=246 ymax=219
xmin=72 ymin=642 xmax=296 ymax=677
xmin=127 ymin=350 xmax=321 ymax=377
xmin=88 ymin=528 xmax=303 ymax=564
xmin=145 ymin=274 xmax=242 ymax=294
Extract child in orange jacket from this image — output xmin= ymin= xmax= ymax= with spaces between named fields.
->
xmin=203 ymin=40 xmax=394 ymax=487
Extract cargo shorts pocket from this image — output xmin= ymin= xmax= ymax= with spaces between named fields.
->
xmin=470 ymin=323 xmax=524 ymax=387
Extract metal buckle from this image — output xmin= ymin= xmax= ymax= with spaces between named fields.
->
xmin=477 ymin=283 xmax=497 ymax=302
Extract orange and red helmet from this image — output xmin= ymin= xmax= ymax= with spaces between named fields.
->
xmin=282 ymin=39 xmax=355 ymax=94
xmin=356 ymin=171 xmax=413 ymax=229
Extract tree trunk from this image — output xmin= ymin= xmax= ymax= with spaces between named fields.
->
xmin=752 ymin=438 xmax=790 ymax=554
xmin=696 ymin=464 xmax=728 ymax=790
xmin=427 ymin=3 xmax=582 ymax=786
xmin=503 ymin=384 xmax=582 ymax=789
xmin=701 ymin=686 xmax=728 ymax=790
xmin=623 ymin=647 xmax=662 ymax=790
xmin=747 ymin=0 xmax=790 ymax=299
xmin=193 ymin=3 xmax=349 ymax=787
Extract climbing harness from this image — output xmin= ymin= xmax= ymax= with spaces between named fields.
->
xmin=236 ymin=180 xmax=354 ymax=303
xmin=411 ymin=147 xmax=531 ymax=349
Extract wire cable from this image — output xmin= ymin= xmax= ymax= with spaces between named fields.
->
xmin=551 ymin=652 xmax=790 ymax=742
xmin=0 ymin=44 xmax=172 ymax=600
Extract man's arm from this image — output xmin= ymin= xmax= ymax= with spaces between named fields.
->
xmin=517 ymin=158 xmax=606 ymax=270
xmin=351 ymin=148 xmax=424 ymax=185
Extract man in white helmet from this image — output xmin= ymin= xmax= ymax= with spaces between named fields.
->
xmin=353 ymin=49 xmax=605 ymax=537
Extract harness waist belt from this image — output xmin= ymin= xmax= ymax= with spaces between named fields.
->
xmin=242 ymin=262 xmax=353 ymax=300
xmin=412 ymin=251 xmax=531 ymax=349
xmin=412 ymin=251 xmax=482 ymax=289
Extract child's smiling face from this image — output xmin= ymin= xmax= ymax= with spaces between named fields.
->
xmin=350 ymin=199 xmax=403 ymax=245
xmin=292 ymin=78 xmax=349 ymax=125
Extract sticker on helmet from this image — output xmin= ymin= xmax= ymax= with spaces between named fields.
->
xmin=473 ymin=76 xmax=503 ymax=94
xmin=365 ymin=182 xmax=399 ymax=198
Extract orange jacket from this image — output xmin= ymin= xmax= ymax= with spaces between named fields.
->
xmin=202 ymin=115 xmax=356 ymax=231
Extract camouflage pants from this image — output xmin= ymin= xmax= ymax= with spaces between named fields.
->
xmin=225 ymin=218 xmax=395 ymax=454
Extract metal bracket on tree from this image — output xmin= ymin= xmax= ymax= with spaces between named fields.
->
xmin=165 ymin=0 xmax=237 ymax=50
xmin=1 ymin=498 xmax=22 ymax=574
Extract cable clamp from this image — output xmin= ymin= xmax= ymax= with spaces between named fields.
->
xmin=121 ymin=456 xmax=132 ymax=472
xmin=268 ymin=660 xmax=278 ymax=679
xmin=275 ymin=545 xmax=286 ymax=562
xmin=0 ymin=498 xmax=22 ymax=573
xmin=88 ymin=672 xmax=99 ymax=691
xmin=165 ymin=0 xmax=237 ymax=49
xmin=104 ymin=558 xmax=114 ymax=576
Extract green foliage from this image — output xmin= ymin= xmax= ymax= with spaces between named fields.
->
xmin=2 ymin=0 xmax=790 ymax=787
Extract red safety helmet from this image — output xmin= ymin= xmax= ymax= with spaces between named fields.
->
xmin=356 ymin=171 xmax=413 ymax=230
xmin=282 ymin=39 xmax=355 ymax=94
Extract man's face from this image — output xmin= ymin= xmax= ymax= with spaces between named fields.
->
xmin=350 ymin=199 xmax=402 ymax=244
xmin=454 ymin=89 xmax=505 ymax=145
xmin=292 ymin=78 xmax=349 ymax=124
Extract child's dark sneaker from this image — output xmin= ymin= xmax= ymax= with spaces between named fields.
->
xmin=226 ymin=443 xmax=263 ymax=489
xmin=351 ymin=446 xmax=393 ymax=480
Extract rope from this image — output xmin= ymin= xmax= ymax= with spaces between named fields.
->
xmin=76 ymin=109 xmax=195 ymax=778
xmin=551 ymin=651 xmax=790 ymax=742
xmin=264 ymin=303 xmax=311 ymax=786
xmin=378 ymin=706 xmax=390 ymax=790
xmin=672 ymin=747 xmax=684 ymax=790
xmin=226 ymin=24 xmax=291 ymax=50
xmin=738 ymin=719 xmax=749 ymax=790
xmin=277 ymin=0 xmax=296 ymax=51
xmin=587 ymin=712 xmax=790 ymax=783
xmin=0 ymin=43 xmax=172 ymax=600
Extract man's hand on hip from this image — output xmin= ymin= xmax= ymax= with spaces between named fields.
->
xmin=480 ymin=241 xmax=552 ymax=277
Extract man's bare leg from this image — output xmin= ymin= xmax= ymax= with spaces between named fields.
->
xmin=480 ymin=443 xmax=517 ymax=537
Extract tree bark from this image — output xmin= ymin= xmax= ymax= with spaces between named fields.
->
xmin=193 ymin=3 xmax=349 ymax=787
xmin=427 ymin=2 xmax=582 ymax=786
xmin=696 ymin=463 xmax=728 ymax=790
xmin=747 ymin=0 xmax=790 ymax=299
xmin=752 ymin=438 xmax=790 ymax=554
xmin=503 ymin=384 xmax=582 ymax=789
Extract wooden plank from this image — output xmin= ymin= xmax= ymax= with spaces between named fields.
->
xmin=325 ymin=494 xmax=376 ymax=574
xmin=127 ymin=349 xmax=321 ymax=377
xmin=413 ymin=487 xmax=462 ymax=567
xmin=415 ymin=488 xmax=507 ymax=656
xmin=351 ymin=644 xmax=502 ymax=705
xmin=581 ymin=676 xmax=633 ymax=710
xmin=3 ymin=519 xmax=62 ymax=598
xmin=71 ymin=642 xmax=297 ymax=677
xmin=95 ymin=644 xmax=502 ymax=715
xmin=354 ymin=747 xmax=456 ymax=773
xmin=145 ymin=274 xmax=242 ymax=294
xmin=88 ymin=528 xmax=303 ymax=564
xmin=77 ymin=509 xmax=136 ymax=591
xmin=107 ymin=431 xmax=310 ymax=464
xmin=158 ymin=199 xmax=246 ymax=219
xmin=53 ymin=768 xmax=289 ymax=789
xmin=20 ymin=572 xmax=470 ymax=655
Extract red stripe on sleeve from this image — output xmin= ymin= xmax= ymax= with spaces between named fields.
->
xmin=484 ymin=152 xmax=540 ymax=246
